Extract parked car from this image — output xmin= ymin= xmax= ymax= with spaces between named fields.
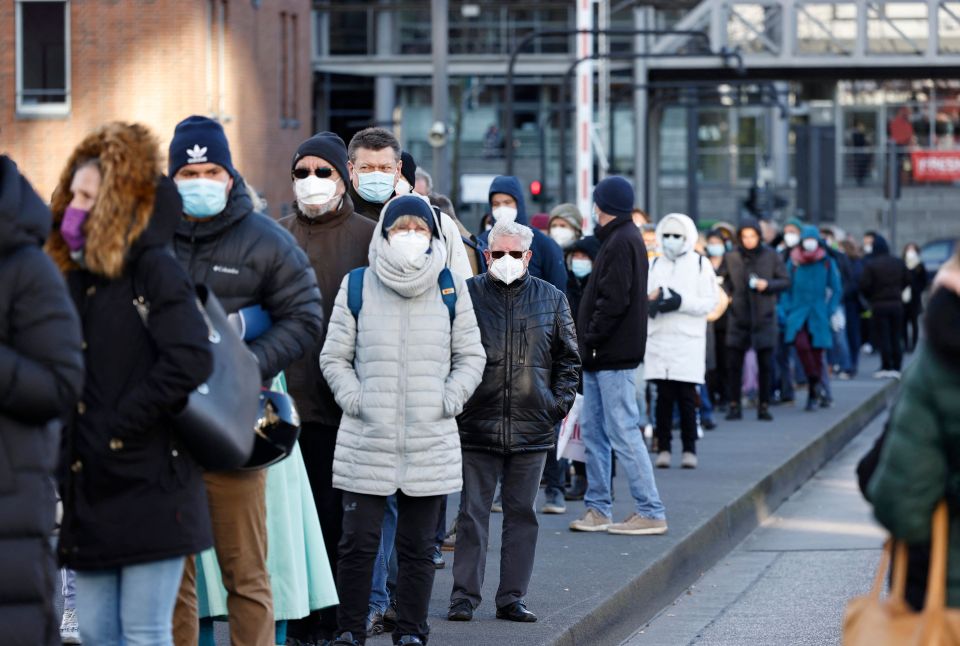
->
xmin=921 ymin=238 xmax=958 ymax=274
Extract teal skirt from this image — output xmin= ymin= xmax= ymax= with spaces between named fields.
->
xmin=194 ymin=375 xmax=338 ymax=620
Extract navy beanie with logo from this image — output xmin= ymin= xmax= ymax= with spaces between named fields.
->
xmin=593 ymin=176 xmax=634 ymax=219
xmin=381 ymin=195 xmax=437 ymax=238
xmin=291 ymin=131 xmax=350 ymax=183
xmin=168 ymin=116 xmax=234 ymax=177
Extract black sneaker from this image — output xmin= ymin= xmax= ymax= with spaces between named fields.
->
xmin=332 ymin=632 xmax=360 ymax=646
xmin=564 ymin=475 xmax=586 ymax=501
xmin=366 ymin=606 xmax=385 ymax=637
xmin=757 ymin=403 xmax=773 ymax=421
xmin=382 ymin=599 xmax=398 ymax=632
xmin=496 ymin=600 xmax=537 ymax=622
xmin=448 ymin=599 xmax=474 ymax=621
xmin=396 ymin=637 xmax=424 ymax=646
xmin=725 ymin=402 xmax=742 ymax=421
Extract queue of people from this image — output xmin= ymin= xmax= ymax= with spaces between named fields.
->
xmin=0 ymin=115 xmax=934 ymax=646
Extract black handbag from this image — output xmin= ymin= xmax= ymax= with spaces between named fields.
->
xmin=134 ymin=283 xmax=259 ymax=470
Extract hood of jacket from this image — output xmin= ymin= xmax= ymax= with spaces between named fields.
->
xmin=0 ymin=155 xmax=51 ymax=254
xmin=568 ymin=235 xmax=601 ymax=261
xmin=656 ymin=212 xmax=698 ymax=257
xmin=46 ymin=122 xmax=164 ymax=278
xmin=173 ymin=170 xmax=254 ymax=243
xmin=868 ymin=231 xmax=891 ymax=256
xmin=488 ymin=175 xmax=528 ymax=225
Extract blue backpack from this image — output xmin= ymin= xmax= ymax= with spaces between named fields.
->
xmin=346 ymin=266 xmax=458 ymax=324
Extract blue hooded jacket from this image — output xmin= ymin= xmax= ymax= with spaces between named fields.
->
xmin=780 ymin=225 xmax=843 ymax=349
xmin=481 ymin=176 xmax=568 ymax=294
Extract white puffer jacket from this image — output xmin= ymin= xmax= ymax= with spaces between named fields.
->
xmin=644 ymin=213 xmax=718 ymax=385
xmin=320 ymin=230 xmax=486 ymax=497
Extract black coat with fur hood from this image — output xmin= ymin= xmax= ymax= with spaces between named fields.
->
xmin=0 ymin=155 xmax=84 ymax=646
xmin=47 ymin=123 xmax=215 ymax=570
xmin=173 ymin=176 xmax=322 ymax=381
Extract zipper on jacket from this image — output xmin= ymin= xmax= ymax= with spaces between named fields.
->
xmin=503 ymin=287 xmax=513 ymax=452
xmin=396 ymin=295 xmax=409 ymax=486
xmin=518 ymin=319 xmax=527 ymax=365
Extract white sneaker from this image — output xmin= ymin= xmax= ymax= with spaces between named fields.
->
xmin=60 ymin=607 xmax=81 ymax=644
xmin=643 ymin=424 xmax=653 ymax=441
xmin=888 ymin=370 xmax=901 ymax=380
xmin=655 ymin=451 xmax=671 ymax=469
xmin=873 ymin=370 xmax=889 ymax=379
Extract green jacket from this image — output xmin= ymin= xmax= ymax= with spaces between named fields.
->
xmin=869 ymin=344 xmax=960 ymax=606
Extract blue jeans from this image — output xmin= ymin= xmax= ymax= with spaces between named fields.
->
xmin=634 ymin=363 xmax=650 ymax=427
xmin=699 ymin=382 xmax=714 ymax=423
xmin=74 ymin=556 xmax=185 ymax=646
xmin=582 ymin=369 xmax=666 ymax=520
xmin=827 ymin=326 xmax=852 ymax=373
xmin=61 ymin=568 xmax=77 ymax=610
xmin=369 ymin=494 xmax=398 ymax=613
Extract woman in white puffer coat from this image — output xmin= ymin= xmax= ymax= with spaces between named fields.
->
xmin=320 ymin=195 xmax=485 ymax=646
xmin=645 ymin=212 xmax=718 ymax=470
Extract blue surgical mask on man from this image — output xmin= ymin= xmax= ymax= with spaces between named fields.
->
xmin=356 ymin=171 xmax=396 ymax=204
xmin=177 ymin=178 xmax=229 ymax=218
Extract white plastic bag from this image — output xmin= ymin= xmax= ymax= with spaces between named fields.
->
xmin=557 ymin=393 xmax=585 ymax=462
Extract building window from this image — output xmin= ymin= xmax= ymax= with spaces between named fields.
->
xmin=16 ymin=0 xmax=70 ymax=117
xmin=280 ymin=12 xmax=299 ymax=128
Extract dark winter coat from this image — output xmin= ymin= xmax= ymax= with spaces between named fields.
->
xmin=0 ymin=156 xmax=84 ymax=646
xmin=480 ymin=176 xmax=568 ymax=294
xmin=719 ymin=230 xmax=790 ymax=350
xmin=576 ymin=217 xmax=649 ymax=371
xmin=565 ymin=236 xmax=601 ymax=334
xmin=905 ymin=264 xmax=929 ymax=317
xmin=349 ymin=185 xmax=393 ymax=222
xmin=457 ymin=273 xmax=580 ymax=454
xmin=279 ymin=196 xmax=376 ymax=426
xmin=173 ymin=175 xmax=323 ymax=381
xmin=859 ymin=234 xmax=910 ymax=310
xmin=868 ymin=287 xmax=960 ymax=608
xmin=45 ymin=124 xmax=215 ymax=571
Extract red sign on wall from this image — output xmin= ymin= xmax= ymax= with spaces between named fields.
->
xmin=912 ymin=150 xmax=960 ymax=182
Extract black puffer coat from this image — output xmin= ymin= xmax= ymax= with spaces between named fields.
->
xmin=719 ymin=220 xmax=790 ymax=350
xmin=58 ymin=178 xmax=215 ymax=570
xmin=0 ymin=156 xmax=84 ymax=646
xmin=576 ymin=217 xmax=649 ymax=371
xmin=457 ymin=273 xmax=580 ymax=454
xmin=173 ymin=175 xmax=323 ymax=380
xmin=860 ymin=234 xmax=910 ymax=309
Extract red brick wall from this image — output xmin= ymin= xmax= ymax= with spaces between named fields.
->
xmin=0 ymin=0 xmax=312 ymax=217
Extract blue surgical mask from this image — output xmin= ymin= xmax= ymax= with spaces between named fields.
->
xmin=707 ymin=243 xmax=726 ymax=258
xmin=177 ymin=178 xmax=229 ymax=218
xmin=356 ymin=171 xmax=396 ymax=204
xmin=571 ymin=258 xmax=592 ymax=279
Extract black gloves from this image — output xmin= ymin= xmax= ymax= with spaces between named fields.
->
xmin=648 ymin=287 xmax=682 ymax=318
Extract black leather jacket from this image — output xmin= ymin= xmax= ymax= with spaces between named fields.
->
xmin=457 ymin=272 xmax=581 ymax=454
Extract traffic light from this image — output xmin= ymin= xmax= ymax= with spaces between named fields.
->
xmin=530 ymin=180 xmax=542 ymax=197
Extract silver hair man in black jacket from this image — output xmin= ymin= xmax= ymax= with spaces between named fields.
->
xmin=448 ymin=220 xmax=580 ymax=625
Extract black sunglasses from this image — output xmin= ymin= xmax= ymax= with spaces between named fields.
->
xmin=662 ymin=233 xmax=684 ymax=240
xmin=292 ymin=167 xmax=335 ymax=180
xmin=490 ymin=250 xmax=525 ymax=259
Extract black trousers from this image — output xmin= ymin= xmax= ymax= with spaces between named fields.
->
xmin=540 ymin=423 xmax=565 ymax=496
xmin=727 ymin=346 xmax=774 ymax=406
xmin=652 ymin=379 xmax=699 ymax=454
xmin=338 ymin=491 xmax=442 ymax=644
xmin=289 ymin=422 xmax=343 ymax=639
xmin=903 ymin=308 xmax=921 ymax=353
xmin=873 ymin=304 xmax=904 ymax=371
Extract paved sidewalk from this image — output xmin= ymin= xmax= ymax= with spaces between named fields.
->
xmin=413 ymin=356 xmax=896 ymax=646
xmin=623 ymin=413 xmax=886 ymax=645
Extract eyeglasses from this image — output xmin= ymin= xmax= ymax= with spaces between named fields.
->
xmin=292 ymin=167 xmax=336 ymax=180
xmin=490 ymin=250 xmax=525 ymax=259
xmin=662 ymin=233 xmax=684 ymax=240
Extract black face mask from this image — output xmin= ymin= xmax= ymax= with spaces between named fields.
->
xmin=925 ymin=287 xmax=960 ymax=364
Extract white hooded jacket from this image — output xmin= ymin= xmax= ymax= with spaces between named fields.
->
xmin=644 ymin=213 xmax=718 ymax=384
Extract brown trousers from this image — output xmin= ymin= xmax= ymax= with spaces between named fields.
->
xmin=173 ymin=469 xmax=273 ymax=646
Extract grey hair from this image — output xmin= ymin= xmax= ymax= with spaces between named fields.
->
xmin=415 ymin=167 xmax=433 ymax=192
xmin=347 ymin=127 xmax=400 ymax=162
xmin=488 ymin=221 xmax=533 ymax=251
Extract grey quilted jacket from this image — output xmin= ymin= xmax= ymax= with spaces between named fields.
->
xmin=319 ymin=233 xmax=485 ymax=496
